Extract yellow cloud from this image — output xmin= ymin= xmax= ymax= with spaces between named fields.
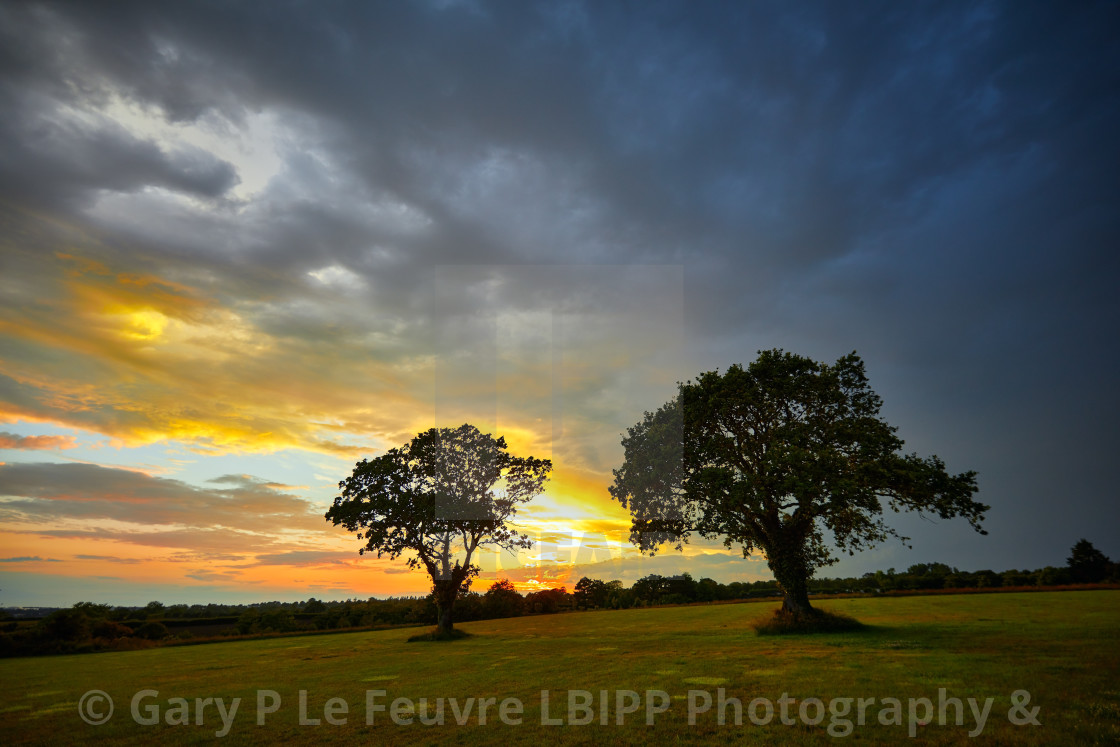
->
xmin=2 ymin=244 xmax=439 ymax=455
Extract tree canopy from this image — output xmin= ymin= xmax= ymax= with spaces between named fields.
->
xmin=609 ymin=349 xmax=988 ymax=617
xmin=326 ymin=423 xmax=551 ymax=635
xmin=1067 ymin=539 xmax=1113 ymax=583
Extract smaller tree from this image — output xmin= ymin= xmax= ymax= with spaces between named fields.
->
xmin=327 ymin=424 xmax=551 ymax=637
xmin=1067 ymin=539 xmax=1112 ymax=583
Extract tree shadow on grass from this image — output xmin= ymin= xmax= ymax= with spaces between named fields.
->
xmin=406 ymin=628 xmax=474 ymax=643
xmin=753 ymin=609 xmax=872 ymax=636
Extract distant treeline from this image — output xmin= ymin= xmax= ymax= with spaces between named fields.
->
xmin=2 ymin=540 xmax=1115 ymax=658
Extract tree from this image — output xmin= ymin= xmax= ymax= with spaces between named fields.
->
xmin=1067 ymin=539 xmax=1112 ymax=583
xmin=482 ymin=579 xmax=524 ymax=618
xmin=523 ymin=586 xmax=570 ymax=614
xmin=696 ymin=577 xmax=721 ymax=602
xmin=662 ymin=573 xmax=698 ymax=604
xmin=574 ymin=577 xmax=609 ymax=609
xmin=72 ymin=602 xmax=113 ymax=619
xmin=326 ymin=424 xmax=551 ymax=636
xmin=609 ymin=349 xmax=987 ymax=619
xmin=631 ymin=575 xmax=665 ymax=606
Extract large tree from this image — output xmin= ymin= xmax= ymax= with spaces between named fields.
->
xmin=609 ymin=349 xmax=987 ymax=618
xmin=326 ymin=424 xmax=551 ymax=636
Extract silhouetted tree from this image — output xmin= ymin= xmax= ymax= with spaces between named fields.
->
xmin=72 ymin=602 xmax=113 ymax=619
xmin=1067 ymin=539 xmax=1112 ymax=583
xmin=327 ymin=424 xmax=551 ymax=636
xmin=603 ymin=580 xmax=630 ymax=609
xmin=610 ymin=350 xmax=987 ymax=619
xmin=905 ymin=563 xmax=953 ymax=589
xmin=972 ymin=569 xmax=1002 ymax=588
xmin=573 ymin=577 xmax=608 ymax=609
xmin=483 ymin=579 xmax=524 ymax=618
xmin=631 ymin=575 xmax=664 ymax=606
xmin=1001 ymin=569 xmax=1034 ymax=587
xmin=663 ymin=573 xmax=698 ymax=603
xmin=696 ymin=577 xmax=721 ymax=602
xmin=523 ymin=586 xmax=570 ymax=614
xmin=1033 ymin=566 xmax=1072 ymax=586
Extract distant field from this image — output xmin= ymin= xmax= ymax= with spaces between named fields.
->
xmin=2 ymin=590 xmax=1117 ymax=745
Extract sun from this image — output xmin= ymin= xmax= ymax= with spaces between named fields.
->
xmin=120 ymin=309 xmax=169 ymax=341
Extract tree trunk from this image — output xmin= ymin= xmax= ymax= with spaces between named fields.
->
xmin=436 ymin=603 xmax=454 ymax=635
xmin=779 ymin=577 xmax=814 ymax=616
xmin=432 ymin=579 xmax=457 ymax=635
xmin=767 ymin=539 xmax=816 ymax=617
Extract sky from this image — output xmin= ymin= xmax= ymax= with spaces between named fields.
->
xmin=1 ymin=0 xmax=1117 ymax=607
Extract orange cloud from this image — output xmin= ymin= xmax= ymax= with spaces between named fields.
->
xmin=0 ymin=432 xmax=77 ymax=450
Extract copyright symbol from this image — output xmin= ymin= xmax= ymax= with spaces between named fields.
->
xmin=78 ymin=690 xmax=113 ymax=725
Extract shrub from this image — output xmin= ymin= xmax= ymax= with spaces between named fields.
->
xmin=41 ymin=609 xmax=90 ymax=642
xmin=134 ymin=621 xmax=170 ymax=640
xmin=91 ymin=619 xmax=134 ymax=640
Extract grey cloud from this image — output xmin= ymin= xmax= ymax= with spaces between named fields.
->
xmin=24 ymin=527 xmax=281 ymax=554
xmin=0 ymin=92 xmax=239 ymax=207
xmin=74 ymin=554 xmax=142 ymax=564
xmin=0 ymin=462 xmax=323 ymax=534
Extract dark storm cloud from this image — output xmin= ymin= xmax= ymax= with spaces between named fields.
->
xmin=0 ymin=0 xmax=1117 ymax=572
xmin=0 ymin=102 xmax=240 ymax=205
xmin=0 ymin=1 xmax=242 ymax=206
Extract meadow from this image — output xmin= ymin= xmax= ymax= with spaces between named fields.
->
xmin=2 ymin=590 xmax=1117 ymax=745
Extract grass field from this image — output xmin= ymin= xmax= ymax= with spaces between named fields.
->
xmin=2 ymin=590 xmax=1118 ymax=745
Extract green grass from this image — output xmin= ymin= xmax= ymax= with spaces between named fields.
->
xmin=1 ymin=590 xmax=1118 ymax=745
